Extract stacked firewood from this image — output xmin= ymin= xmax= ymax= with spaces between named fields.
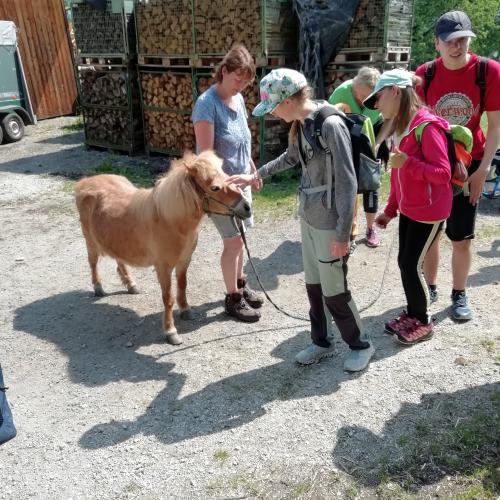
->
xmin=84 ymin=108 xmax=131 ymax=145
xmin=79 ymin=70 xmax=128 ymax=107
xmin=194 ymin=0 xmax=261 ymax=54
xmin=144 ymin=111 xmax=195 ymax=151
xmin=249 ymin=120 xmax=260 ymax=162
xmin=141 ymin=72 xmax=193 ymax=110
xmin=262 ymin=118 xmax=288 ymax=161
xmin=136 ymin=0 xmax=192 ymax=55
xmin=72 ymin=2 xmax=126 ymax=54
xmin=345 ymin=0 xmax=385 ymax=49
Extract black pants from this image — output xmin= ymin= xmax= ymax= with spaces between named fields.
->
xmin=398 ymin=214 xmax=443 ymax=324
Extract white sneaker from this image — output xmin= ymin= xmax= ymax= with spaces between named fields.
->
xmin=295 ymin=343 xmax=335 ymax=365
xmin=343 ymin=343 xmax=375 ymax=372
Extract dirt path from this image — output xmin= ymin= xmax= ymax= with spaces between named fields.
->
xmin=0 ymin=118 xmax=499 ymax=499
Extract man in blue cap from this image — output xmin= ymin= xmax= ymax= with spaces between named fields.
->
xmin=415 ymin=11 xmax=500 ymax=322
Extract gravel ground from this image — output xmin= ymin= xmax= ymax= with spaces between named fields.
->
xmin=0 ymin=118 xmax=499 ymax=499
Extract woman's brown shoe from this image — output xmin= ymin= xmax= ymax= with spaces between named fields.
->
xmin=237 ymin=278 xmax=264 ymax=309
xmin=225 ymin=292 xmax=261 ymax=322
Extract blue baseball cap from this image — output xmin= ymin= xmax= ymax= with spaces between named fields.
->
xmin=435 ymin=11 xmax=475 ymax=42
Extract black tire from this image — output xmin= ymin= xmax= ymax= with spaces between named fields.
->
xmin=1 ymin=113 xmax=25 ymax=143
xmin=0 ymin=125 xmax=3 ymax=145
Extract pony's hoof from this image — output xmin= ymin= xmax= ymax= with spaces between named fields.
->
xmin=166 ymin=332 xmax=183 ymax=345
xmin=94 ymin=284 xmax=106 ymax=297
xmin=180 ymin=309 xmax=194 ymax=321
xmin=128 ymin=286 xmax=140 ymax=295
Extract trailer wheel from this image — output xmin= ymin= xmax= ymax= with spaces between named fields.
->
xmin=1 ymin=113 xmax=25 ymax=143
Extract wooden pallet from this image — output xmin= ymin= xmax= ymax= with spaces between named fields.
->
xmin=332 ymin=47 xmax=410 ymax=65
xmin=191 ymin=53 xmax=296 ymax=69
xmin=138 ymin=55 xmax=191 ymax=68
xmin=78 ymin=55 xmax=131 ymax=66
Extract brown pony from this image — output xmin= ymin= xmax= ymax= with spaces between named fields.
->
xmin=75 ymin=150 xmax=251 ymax=345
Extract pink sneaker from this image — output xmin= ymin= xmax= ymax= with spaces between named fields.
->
xmin=397 ymin=320 xmax=434 ymax=345
xmin=366 ymin=227 xmax=380 ymax=248
xmin=384 ymin=311 xmax=415 ymax=335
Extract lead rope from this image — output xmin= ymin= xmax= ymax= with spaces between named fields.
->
xmin=238 ymin=221 xmax=398 ymax=319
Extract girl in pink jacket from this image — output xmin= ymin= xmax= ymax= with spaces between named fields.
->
xmin=363 ymin=69 xmax=452 ymax=345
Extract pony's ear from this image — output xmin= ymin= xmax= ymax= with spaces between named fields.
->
xmin=181 ymin=151 xmax=197 ymax=172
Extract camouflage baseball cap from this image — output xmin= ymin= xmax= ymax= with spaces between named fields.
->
xmin=253 ymin=68 xmax=308 ymax=117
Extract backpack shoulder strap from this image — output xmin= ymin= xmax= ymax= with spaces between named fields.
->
xmin=423 ymin=61 xmax=436 ymax=103
xmin=475 ymin=56 xmax=489 ymax=114
xmin=414 ymin=122 xmax=430 ymax=144
xmin=311 ymin=105 xmax=344 ymax=209
xmin=415 ymin=121 xmax=457 ymax=177
xmin=313 ymin=106 xmax=344 ymax=150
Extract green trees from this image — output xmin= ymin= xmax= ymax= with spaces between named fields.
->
xmin=411 ymin=0 xmax=500 ymax=67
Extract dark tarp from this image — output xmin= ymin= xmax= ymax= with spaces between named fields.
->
xmin=84 ymin=0 xmax=107 ymax=10
xmin=293 ymin=0 xmax=360 ymax=98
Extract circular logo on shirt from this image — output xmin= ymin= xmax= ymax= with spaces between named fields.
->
xmin=434 ymin=93 xmax=475 ymax=126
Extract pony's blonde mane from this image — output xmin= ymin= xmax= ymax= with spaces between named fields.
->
xmin=153 ymin=151 xmax=223 ymax=221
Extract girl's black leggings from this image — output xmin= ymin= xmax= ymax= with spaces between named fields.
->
xmin=398 ymin=213 xmax=443 ymax=324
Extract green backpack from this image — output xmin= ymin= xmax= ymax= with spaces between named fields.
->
xmin=414 ymin=123 xmax=473 ymax=196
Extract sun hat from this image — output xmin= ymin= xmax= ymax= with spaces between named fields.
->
xmin=252 ymin=68 xmax=307 ymax=117
xmin=434 ymin=11 xmax=476 ymax=42
xmin=363 ymin=69 xmax=413 ymax=110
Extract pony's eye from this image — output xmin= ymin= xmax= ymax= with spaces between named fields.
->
xmin=211 ymin=186 xmax=221 ymax=192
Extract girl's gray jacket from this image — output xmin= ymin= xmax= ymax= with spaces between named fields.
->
xmin=257 ymin=102 xmax=357 ymax=242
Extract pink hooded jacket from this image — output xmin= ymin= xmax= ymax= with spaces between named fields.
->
xmin=384 ymin=107 xmax=453 ymax=222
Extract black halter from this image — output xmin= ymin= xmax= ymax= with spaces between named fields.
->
xmin=191 ymin=179 xmax=241 ymax=216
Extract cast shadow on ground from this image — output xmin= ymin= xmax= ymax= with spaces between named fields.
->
xmin=243 ymin=239 xmax=303 ymax=291
xmin=0 ymin=142 xmax=167 ymax=178
xmin=477 ymin=238 xmax=500 ymax=259
xmin=331 ymin=383 xmax=499 ymax=493
xmin=14 ymin=290 xmax=408 ymax=449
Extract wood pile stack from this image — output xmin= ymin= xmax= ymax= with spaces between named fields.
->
xmin=194 ymin=0 xmax=261 ymax=55
xmin=344 ymin=0 xmax=385 ymax=49
xmin=141 ymin=71 xmax=193 ymax=110
xmin=84 ymin=107 xmax=132 ymax=145
xmin=72 ymin=2 xmax=127 ymax=55
xmin=78 ymin=69 xmax=128 ymax=107
xmin=144 ymin=111 xmax=195 ymax=152
xmin=249 ymin=120 xmax=260 ymax=162
xmin=136 ymin=0 xmax=192 ymax=55
xmin=261 ymin=118 xmax=288 ymax=163
xmin=344 ymin=0 xmax=413 ymax=49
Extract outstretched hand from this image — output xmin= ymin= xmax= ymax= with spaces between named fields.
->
xmin=227 ymin=174 xmax=254 ymax=188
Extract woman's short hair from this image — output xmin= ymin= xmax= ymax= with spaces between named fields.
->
xmin=353 ymin=66 xmax=381 ymax=89
xmin=214 ymin=45 xmax=256 ymax=83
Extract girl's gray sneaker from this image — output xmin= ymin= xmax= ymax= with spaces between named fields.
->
xmin=295 ymin=343 xmax=336 ymax=365
xmin=343 ymin=343 xmax=375 ymax=372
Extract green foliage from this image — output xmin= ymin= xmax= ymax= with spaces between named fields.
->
xmin=411 ymin=0 xmax=500 ymax=68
